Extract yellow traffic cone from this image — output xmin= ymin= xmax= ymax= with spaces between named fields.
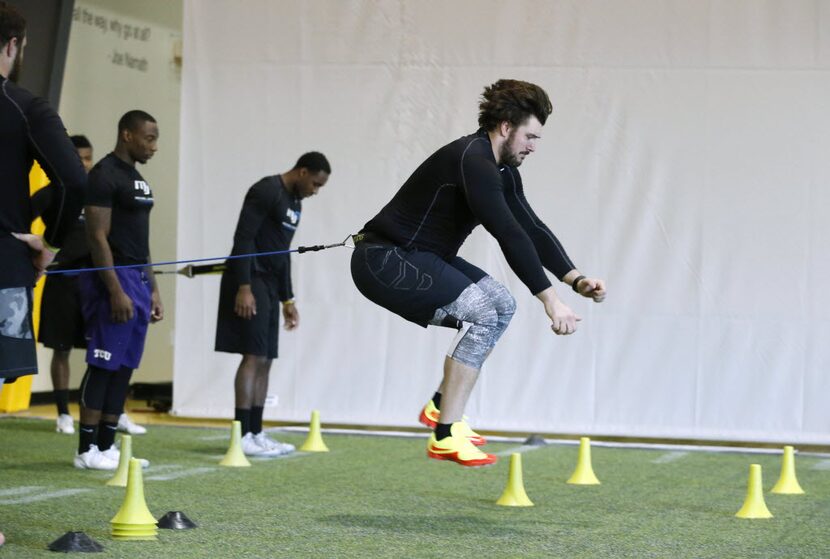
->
xmin=300 ymin=410 xmax=329 ymax=452
xmin=219 ymin=420 xmax=251 ymax=467
xmin=771 ymin=446 xmax=805 ymax=495
xmin=735 ymin=464 xmax=773 ymax=519
xmin=110 ymin=458 xmax=158 ymax=540
xmin=106 ymin=435 xmax=132 ymax=487
xmin=496 ymin=453 xmax=534 ymax=507
xmin=567 ymin=437 xmax=600 ymax=485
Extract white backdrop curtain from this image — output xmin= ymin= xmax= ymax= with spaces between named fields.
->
xmin=174 ymin=0 xmax=830 ymax=444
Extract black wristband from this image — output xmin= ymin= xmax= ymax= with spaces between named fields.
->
xmin=572 ymin=275 xmax=586 ymax=294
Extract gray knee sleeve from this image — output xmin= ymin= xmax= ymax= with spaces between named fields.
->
xmin=475 ymin=276 xmax=516 ymax=345
xmin=430 ymin=283 xmax=499 ymax=369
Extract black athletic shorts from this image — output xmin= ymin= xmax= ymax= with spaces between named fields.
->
xmin=0 ymin=286 xmax=37 ymax=379
xmin=39 ymin=273 xmax=87 ymax=351
xmin=350 ymin=235 xmax=487 ymax=328
xmin=215 ymin=270 xmax=281 ymax=359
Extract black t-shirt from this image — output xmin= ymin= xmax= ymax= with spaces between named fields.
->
xmin=86 ymin=153 xmax=154 ymax=265
xmin=362 ymin=129 xmax=576 ymax=295
xmin=0 ymin=77 xmax=86 ymax=287
xmin=227 ymin=175 xmax=300 ymax=301
xmin=50 ymin=212 xmax=89 ymax=269
xmin=30 ymin=189 xmax=90 ymax=270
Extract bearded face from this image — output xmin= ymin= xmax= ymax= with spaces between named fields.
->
xmin=7 ymin=36 xmax=25 ymax=82
xmin=498 ymin=117 xmax=542 ymax=167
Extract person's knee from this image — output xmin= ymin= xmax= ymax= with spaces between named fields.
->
xmin=478 ymin=277 xmax=516 ymax=323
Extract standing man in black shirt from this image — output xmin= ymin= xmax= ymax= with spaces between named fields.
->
xmin=74 ymin=110 xmax=161 ymax=470
xmin=215 ymin=152 xmax=330 ymax=457
xmin=0 ymin=2 xmax=86 ymax=392
xmin=36 ymin=135 xmax=93 ymax=435
xmin=351 ymin=80 xmax=606 ymax=467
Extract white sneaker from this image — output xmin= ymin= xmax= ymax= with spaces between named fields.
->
xmin=74 ymin=445 xmax=118 ymax=470
xmin=101 ymin=445 xmax=150 ymax=468
xmin=56 ymin=414 xmax=75 ymax=434
xmin=117 ymin=414 xmax=147 ymax=435
xmin=254 ymin=432 xmax=295 ymax=455
xmin=241 ymin=432 xmax=283 ymax=457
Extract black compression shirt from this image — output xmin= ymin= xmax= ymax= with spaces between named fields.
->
xmin=0 ymin=76 xmax=86 ymax=287
xmin=227 ymin=175 xmax=300 ymax=301
xmin=362 ymin=129 xmax=576 ymax=294
xmin=86 ymin=153 xmax=154 ymax=265
xmin=31 ymin=188 xmax=89 ymax=270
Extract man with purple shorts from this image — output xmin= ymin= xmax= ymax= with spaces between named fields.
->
xmin=74 ymin=110 xmax=162 ymax=470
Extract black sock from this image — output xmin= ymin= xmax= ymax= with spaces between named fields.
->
xmin=97 ymin=420 xmax=118 ymax=451
xmin=54 ymin=389 xmax=70 ymax=416
xmin=78 ymin=424 xmax=97 ymax=454
xmin=432 ymin=392 xmax=442 ymax=409
xmin=250 ymin=406 xmax=264 ymax=435
xmin=235 ymin=408 xmax=251 ymax=435
xmin=435 ymin=422 xmax=453 ymax=441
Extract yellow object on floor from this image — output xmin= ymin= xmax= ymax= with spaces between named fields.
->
xmin=735 ymin=463 xmax=773 ymax=519
xmin=496 ymin=453 xmax=534 ymax=507
xmin=771 ymin=445 xmax=805 ymax=495
xmin=219 ymin=420 xmax=251 ymax=467
xmin=567 ymin=437 xmax=601 ymax=485
xmin=300 ymin=410 xmax=329 ymax=452
xmin=110 ymin=458 xmax=158 ymax=540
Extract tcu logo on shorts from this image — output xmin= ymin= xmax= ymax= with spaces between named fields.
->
xmin=134 ymin=180 xmax=151 ymax=195
xmin=93 ymin=349 xmax=112 ymax=361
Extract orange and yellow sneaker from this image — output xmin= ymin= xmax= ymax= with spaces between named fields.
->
xmin=418 ymin=399 xmax=441 ymax=428
xmin=427 ymin=423 xmax=497 ymax=467
xmin=418 ymin=400 xmax=487 ymax=446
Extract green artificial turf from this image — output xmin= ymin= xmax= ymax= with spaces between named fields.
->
xmin=1 ymin=417 xmax=829 ymax=558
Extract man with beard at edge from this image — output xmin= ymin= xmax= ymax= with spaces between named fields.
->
xmin=351 ymin=79 xmax=606 ymax=467
xmin=1 ymin=1 xmax=87 ymax=545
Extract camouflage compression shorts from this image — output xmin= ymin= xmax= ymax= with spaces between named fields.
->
xmin=0 ymin=286 xmax=36 ymax=379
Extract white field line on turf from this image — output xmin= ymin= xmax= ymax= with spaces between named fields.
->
xmin=652 ymin=451 xmax=689 ymax=464
xmin=812 ymin=459 xmax=830 ymax=470
xmin=495 ymin=444 xmax=547 ymax=457
xmin=145 ymin=464 xmax=184 ymax=473
xmin=0 ymin=486 xmax=43 ymax=497
xmin=198 ymin=434 xmax=233 ymax=441
xmin=0 ymin=488 xmax=90 ymax=505
xmin=145 ymin=467 xmax=216 ymax=481
xmin=273 ymin=427 xmax=830 ymax=456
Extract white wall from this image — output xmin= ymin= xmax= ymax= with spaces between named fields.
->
xmin=175 ymin=0 xmax=830 ymax=443
xmin=31 ymin=0 xmax=182 ymax=393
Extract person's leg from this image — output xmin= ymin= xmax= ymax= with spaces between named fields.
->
xmin=427 ymin=259 xmax=515 ymax=427
xmin=250 ymin=357 xmax=271 ymax=434
xmin=235 ymin=354 xmax=266 ymax=435
xmin=74 ymin=366 xmax=118 ymax=469
xmin=51 ymin=350 xmax=71 ymax=411
xmin=430 ymin=282 xmax=498 ymax=428
xmin=99 ymin=366 xmax=133 ymax=451
xmin=423 ymin=278 xmax=509 ymax=465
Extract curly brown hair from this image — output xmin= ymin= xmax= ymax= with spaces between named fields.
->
xmin=478 ymin=79 xmax=552 ymax=131
xmin=0 ymin=1 xmax=26 ymax=48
